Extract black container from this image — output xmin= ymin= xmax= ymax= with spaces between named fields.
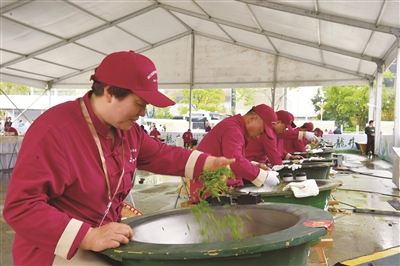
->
xmin=282 ymin=173 xmax=294 ymax=182
xmin=206 ymin=195 xmax=232 ymax=206
xmin=295 ymin=172 xmax=307 ymax=181
xmin=283 ymin=173 xmax=293 ymax=177
xmin=237 ymin=193 xmax=262 ymax=205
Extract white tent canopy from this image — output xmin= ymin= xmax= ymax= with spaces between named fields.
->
xmin=1 ymin=0 xmax=400 ymax=148
xmin=1 ymin=0 xmax=399 ymax=89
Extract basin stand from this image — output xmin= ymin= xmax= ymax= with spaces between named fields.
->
xmin=175 ymin=177 xmax=191 ymax=208
xmin=310 ymin=197 xmax=337 ymax=266
xmin=311 ymin=238 xmax=333 ymax=266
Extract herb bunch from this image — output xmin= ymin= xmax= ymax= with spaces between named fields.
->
xmin=189 ymin=167 xmax=253 ymax=242
xmin=197 ymin=167 xmax=235 ymax=199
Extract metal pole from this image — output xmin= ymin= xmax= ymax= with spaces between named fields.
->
xmin=394 ymin=38 xmax=400 ymax=147
xmin=0 ymin=88 xmax=32 ymax=123
xmin=374 ymin=64 xmax=383 ymax=156
xmin=272 ymin=55 xmax=278 ymax=109
xmin=283 ymin=87 xmax=288 ymax=110
xmin=12 ymin=88 xmax=49 ymax=122
xmin=189 ymin=32 xmax=195 ymax=130
xmin=368 ymin=81 xmax=375 ymax=122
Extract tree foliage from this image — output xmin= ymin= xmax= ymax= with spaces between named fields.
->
xmin=311 ymin=69 xmax=395 ymax=129
xmin=152 ymin=93 xmax=175 ymax=119
xmin=381 ymin=70 xmax=395 ymax=121
xmin=324 ymin=85 xmax=369 ymax=127
xmin=0 ymin=82 xmax=30 ymax=95
xmin=178 ymin=89 xmax=226 ymax=115
xmin=155 ymin=106 xmax=174 ymax=119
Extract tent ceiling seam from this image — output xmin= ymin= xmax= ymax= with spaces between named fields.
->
xmin=237 ymin=0 xmax=397 ymax=35
xmin=162 ymin=3 xmax=382 ymax=62
xmin=193 ymin=32 xmax=373 ymax=80
xmin=0 ymin=3 xmax=159 ymax=69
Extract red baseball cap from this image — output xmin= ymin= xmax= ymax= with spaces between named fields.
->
xmin=252 ymin=104 xmax=277 ymax=138
xmin=302 ymin=122 xmax=314 ymax=132
xmin=90 ymin=50 xmax=175 ymax=107
xmin=276 ymin=110 xmax=295 ymax=130
xmin=314 ymin=127 xmax=323 ymax=136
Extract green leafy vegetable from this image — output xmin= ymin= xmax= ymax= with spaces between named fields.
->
xmin=188 ymin=167 xmax=253 ymax=242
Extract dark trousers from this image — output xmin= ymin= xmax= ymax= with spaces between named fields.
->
xmin=366 ymin=136 xmax=375 ymax=155
xmin=184 ymin=142 xmax=192 ymax=149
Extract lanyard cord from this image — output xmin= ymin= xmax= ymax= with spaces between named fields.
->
xmin=79 ymin=99 xmax=125 ymax=226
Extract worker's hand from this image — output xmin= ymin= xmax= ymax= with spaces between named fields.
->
xmin=289 ymin=164 xmax=302 ymax=171
xmin=272 ymin=165 xmax=285 ymax=171
xmin=264 ymin=171 xmax=280 ymax=187
xmin=256 ymin=163 xmax=271 ymax=171
xmin=204 ymin=156 xmax=236 ymax=172
xmin=290 ymin=155 xmax=304 ymax=160
xmin=79 ymin=222 xmax=133 ymax=252
xmin=305 ymin=132 xmax=318 ymax=142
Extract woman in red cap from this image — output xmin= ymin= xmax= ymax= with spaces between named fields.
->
xmin=314 ymin=127 xmax=323 ymax=137
xmin=3 ymin=51 xmax=235 ymax=265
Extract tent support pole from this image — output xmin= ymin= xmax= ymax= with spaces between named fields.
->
xmin=189 ymin=32 xmax=195 ymax=130
xmin=271 ymin=55 xmax=278 ymax=109
xmin=374 ymin=63 xmax=384 ymax=156
xmin=368 ymin=81 xmax=375 ymax=122
xmin=394 ymin=37 xmax=400 ymax=147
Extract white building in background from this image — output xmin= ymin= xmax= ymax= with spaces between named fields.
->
xmin=286 ymin=87 xmax=320 ymax=119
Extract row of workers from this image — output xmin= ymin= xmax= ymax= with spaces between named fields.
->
xmin=189 ymin=107 xmax=321 ymax=202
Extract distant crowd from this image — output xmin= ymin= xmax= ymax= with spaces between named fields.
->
xmin=0 ymin=117 xmax=33 ymax=136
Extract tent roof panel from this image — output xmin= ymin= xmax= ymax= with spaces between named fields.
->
xmin=1 ymin=19 xmax=61 ymax=54
xmin=379 ymin=1 xmax=400 ymax=28
xmin=34 ymin=44 xmax=105 ymax=70
xmin=74 ymin=27 xmax=148 ymax=55
xmin=173 ymin=12 xmax=229 ymax=40
xmin=1 ymin=50 xmax=22 ymax=65
xmin=119 ymin=8 xmax=188 ymax=44
xmin=220 ymin=25 xmax=276 ymax=52
xmin=158 ymin=0 xmax=202 ymax=14
xmin=366 ymin=32 xmax=397 ymax=58
xmin=270 ymin=39 xmax=322 ymax=64
xmin=323 ymin=52 xmax=364 ymax=73
xmin=359 ymin=60 xmax=379 ymax=76
xmin=142 ymin=35 xmax=192 ymax=85
xmin=0 ymin=1 xmax=397 ymax=90
xmin=72 ymin=1 xmax=153 ymax=22
xmin=2 ymin=68 xmax=49 ymax=83
xmin=317 ymin=1 xmax=388 ymax=24
xmin=9 ymin=58 xmax=76 ymax=79
xmin=251 ymin=7 xmax=320 ymax=44
xmin=197 ymin=1 xmax=258 ymax=29
xmin=319 ymin=22 xmax=374 ymax=54
xmin=2 ymin=1 xmax=103 ymax=39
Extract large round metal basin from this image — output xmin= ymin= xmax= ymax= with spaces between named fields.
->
xmin=295 ymin=148 xmax=335 ymax=159
xmin=278 ymin=162 xmax=332 ymax=180
xmin=232 ymin=180 xmax=343 ymax=211
xmin=283 ymin=157 xmax=337 ymax=166
xmin=102 ymin=203 xmax=333 ymax=266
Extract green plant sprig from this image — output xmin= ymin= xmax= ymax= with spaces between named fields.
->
xmin=188 ymin=167 xmax=253 ymax=242
xmin=197 ymin=167 xmax=235 ymax=200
